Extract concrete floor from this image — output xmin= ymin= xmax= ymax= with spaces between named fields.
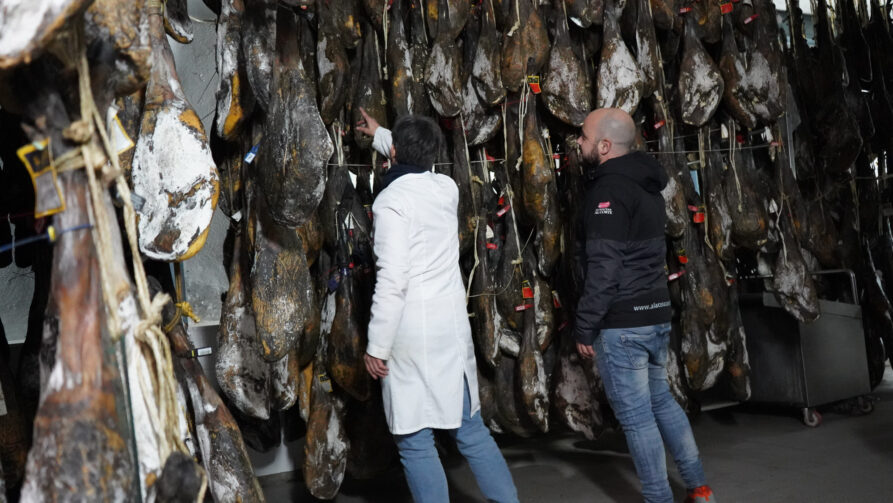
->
xmin=262 ymin=365 xmax=893 ymax=502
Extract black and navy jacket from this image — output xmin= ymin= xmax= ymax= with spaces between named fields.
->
xmin=574 ymin=151 xmax=671 ymax=346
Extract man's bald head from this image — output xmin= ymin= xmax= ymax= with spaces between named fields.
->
xmin=577 ymin=108 xmax=637 ymax=165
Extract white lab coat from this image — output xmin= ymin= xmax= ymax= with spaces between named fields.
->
xmin=366 ymin=128 xmax=480 ymax=435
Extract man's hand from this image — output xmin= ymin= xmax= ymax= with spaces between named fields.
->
xmin=576 ymin=342 xmax=595 ymax=360
xmin=364 ymin=353 xmax=389 ymax=379
xmin=356 ymin=107 xmax=380 ymax=137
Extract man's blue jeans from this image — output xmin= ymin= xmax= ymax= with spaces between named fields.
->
xmin=594 ymin=323 xmax=707 ymax=503
xmin=393 ymin=377 xmax=519 ymax=503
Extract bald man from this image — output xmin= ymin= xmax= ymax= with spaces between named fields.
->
xmin=574 ymin=109 xmax=716 ymax=503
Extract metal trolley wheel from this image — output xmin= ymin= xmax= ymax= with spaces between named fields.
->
xmin=802 ymin=407 xmax=823 ymax=428
xmin=856 ymin=396 xmax=875 ymax=415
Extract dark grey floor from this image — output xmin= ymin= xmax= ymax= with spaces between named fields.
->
xmin=262 ymin=364 xmax=893 ymax=502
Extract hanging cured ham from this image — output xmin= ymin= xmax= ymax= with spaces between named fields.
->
xmin=132 ymin=2 xmax=219 ymax=261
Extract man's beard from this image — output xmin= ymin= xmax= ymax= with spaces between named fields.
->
xmin=581 ymin=148 xmax=600 ymax=167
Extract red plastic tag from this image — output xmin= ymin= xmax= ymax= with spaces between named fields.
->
xmin=486 ymin=242 xmax=498 ymax=250
xmin=552 ymin=290 xmax=562 ymax=309
xmin=498 ymin=196 xmax=505 ymax=206
xmin=679 ymin=6 xmax=692 ymax=13
xmin=668 ymin=270 xmax=686 ymax=281
xmin=514 ymin=303 xmax=534 ymax=312
xmin=693 ymin=212 xmax=705 ymax=223
xmin=736 ymin=133 xmax=745 ymax=144
xmin=496 ymin=204 xmax=511 ymax=217
xmin=654 ymin=120 xmax=666 ymax=130
xmin=678 ymin=255 xmax=689 ymax=264
xmin=522 ymin=280 xmax=534 ymax=299
xmin=744 ymin=13 xmax=759 ymax=24
xmin=720 ymin=1 xmax=733 ymax=13
xmin=526 ymin=75 xmax=542 ymax=94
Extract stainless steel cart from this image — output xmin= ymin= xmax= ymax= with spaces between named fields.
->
xmin=739 ymin=270 xmax=873 ymax=427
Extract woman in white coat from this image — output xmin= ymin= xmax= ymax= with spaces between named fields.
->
xmin=357 ymin=110 xmax=518 ymax=503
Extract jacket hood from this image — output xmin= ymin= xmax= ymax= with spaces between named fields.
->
xmin=594 ymin=151 xmax=668 ymax=194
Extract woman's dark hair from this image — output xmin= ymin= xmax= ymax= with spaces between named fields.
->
xmin=391 ymin=114 xmax=444 ymax=169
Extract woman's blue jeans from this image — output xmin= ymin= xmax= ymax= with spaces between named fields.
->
xmin=594 ymin=323 xmax=707 ymax=503
xmin=393 ymin=377 xmax=519 ymax=503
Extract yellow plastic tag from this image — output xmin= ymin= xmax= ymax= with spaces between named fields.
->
xmin=318 ymin=373 xmax=333 ymax=393
xmin=17 ymin=139 xmax=65 ymax=218
xmin=108 ymin=110 xmax=135 ymax=155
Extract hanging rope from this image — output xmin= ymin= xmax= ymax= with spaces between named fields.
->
xmin=381 ymin=2 xmax=390 ymax=81
xmin=64 ymin=20 xmax=203 ymax=499
xmin=163 ymin=262 xmax=202 ymax=333
xmin=515 ymin=84 xmax=530 ymax=173
xmin=462 ymin=117 xmax=481 ymax=305
xmin=727 ymin=119 xmax=744 ymax=212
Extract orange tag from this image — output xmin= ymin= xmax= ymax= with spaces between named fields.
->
xmin=527 ymin=75 xmax=542 ymax=94
xmin=720 ymin=1 xmax=733 ymax=13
